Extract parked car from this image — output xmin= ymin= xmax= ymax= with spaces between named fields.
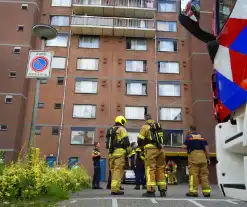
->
xmin=122 ymin=169 xmax=135 ymax=184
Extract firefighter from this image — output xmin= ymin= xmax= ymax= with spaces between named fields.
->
xmin=182 ymin=125 xmax=211 ymax=197
xmin=134 ymin=147 xmax=146 ymax=190
xmin=92 ymin=142 xmax=103 ymax=189
xmin=137 ymin=114 xmax=167 ymax=197
xmin=129 ymin=142 xmax=137 ymax=173
xmin=166 ymin=160 xmax=178 ymax=185
xmin=106 ymin=115 xmax=130 ymax=195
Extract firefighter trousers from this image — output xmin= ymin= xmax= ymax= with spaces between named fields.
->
xmin=144 ymin=148 xmax=166 ymax=192
xmin=188 ymin=150 xmax=211 ymax=195
xmin=110 ymin=154 xmax=125 ymax=192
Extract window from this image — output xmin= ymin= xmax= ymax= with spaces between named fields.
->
xmin=35 ymin=126 xmax=41 ymax=135
xmin=17 ymin=25 xmax=24 ymax=31
xmin=9 ymin=71 xmax=16 ymax=78
xmin=157 ymin=1 xmax=176 ymax=12
xmin=218 ymin=0 xmax=237 ymax=31
xmin=159 ymin=82 xmax=180 ymax=96
xmin=77 ymin=58 xmax=99 ymax=70
xmin=79 ymin=36 xmax=100 ymax=48
xmin=46 ymin=33 xmax=68 ymax=47
xmin=126 ymin=81 xmax=147 ymax=96
xmin=38 ymin=102 xmax=44 ymax=109
xmin=68 ymin=157 xmax=79 ymax=169
xmin=52 ymin=127 xmax=59 ymax=135
xmin=157 ymin=21 xmax=177 ymax=32
xmin=158 ymin=61 xmax=179 ymax=74
xmin=125 ymin=60 xmax=146 ymax=72
xmin=5 ymin=95 xmax=13 ymax=104
xmin=128 ymin=132 xmax=139 ymax=143
xmin=160 ymin=107 xmax=182 ymax=121
xmin=0 ymin=125 xmax=8 ymax=131
xmin=126 ymin=39 xmax=147 ymax=51
xmin=70 ymin=128 xmax=95 ymax=145
xmin=40 ymin=79 xmax=48 ymax=84
xmin=164 ymin=130 xmax=183 ymax=146
xmin=13 ymin=47 xmax=21 ymax=54
xmin=57 ymin=77 xmax=64 ymax=85
xmin=51 ymin=0 xmax=72 ymax=7
xmin=73 ymin=104 xmax=96 ymax=119
xmin=125 ymin=106 xmax=147 ymax=120
xmin=50 ymin=16 xmax=70 ymax=26
xmin=158 ymin=39 xmax=178 ymax=52
xmin=54 ymin=103 xmax=62 ymax=109
xmin=21 ymin=3 xmax=28 ymax=10
xmin=51 ymin=57 xmax=67 ymax=69
xmin=75 ymin=79 xmax=98 ymax=94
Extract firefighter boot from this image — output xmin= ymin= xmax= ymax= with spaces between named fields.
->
xmin=160 ymin=190 xmax=167 ymax=197
xmin=186 ymin=192 xmax=198 ymax=197
xmin=142 ymin=185 xmax=147 ymax=189
xmin=134 ymin=185 xmax=140 ymax=190
xmin=142 ymin=191 xmax=156 ymax=197
xmin=111 ymin=191 xmax=124 ymax=195
xmin=203 ymin=193 xmax=211 ymax=197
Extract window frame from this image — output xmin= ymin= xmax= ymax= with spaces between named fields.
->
xmin=158 ymin=81 xmax=181 ymax=97
xmin=54 ymin=103 xmax=62 ymax=109
xmin=75 ymin=78 xmax=98 ymax=94
xmin=9 ymin=71 xmax=17 ymax=78
xmin=125 ymin=106 xmax=148 ymax=120
xmin=125 ymin=80 xmax=148 ymax=96
xmin=57 ymin=77 xmax=64 ymax=85
xmin=157 ymin=1 xmax=177 ymax=13
xmin=126 ymin=38 xmax=147 ymax=51
xmin=125 ymin=60 xmax=147 ymax=73
xmin=13 ymin=47 xmax=21 ymax=54
xmin=157 ymin=38 xmax=178 ymax=52
xmin=70 ymin=127 xmax=96 ymax=145
xmin=35 ymin=126 xmax=41 ymax=135
xmin=72 ymin=104 xmax=97 ymax=119
xmin=163 ymin=130 xmax=184 ymax=147
xmin=78 ymin=35 xmax=100 ymax=49
xmin=51 ymin=56 xmax=67 ymax=70
xmin=76 ymin=58 xmax=100 ymax=71
xmin=156 ymin=21 xmax=177 ymax=32
xmin=159 ymin=107 xmax=182 ymax=121
xmin=38 ymin=102 xmax=45 ymax=109
xmin=158 ymin=61 xmax=180 ymax=74
xmin=50 ymin=15 xmax=70 ymax=27
xmin=46 ymin=33 xmax=69 ymax=48
xmin=52 ymin=126 xmax=60 ymax=135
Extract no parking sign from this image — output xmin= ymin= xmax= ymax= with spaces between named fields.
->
xmin=26 ymin=50 xmax=54 ymax=78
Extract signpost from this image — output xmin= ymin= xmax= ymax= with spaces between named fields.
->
xmin=26 ymin=51 xmax=53 ymax=79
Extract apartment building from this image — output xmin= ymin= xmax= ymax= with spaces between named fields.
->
xmin=0 ymin=0 xmax=217 ymax=183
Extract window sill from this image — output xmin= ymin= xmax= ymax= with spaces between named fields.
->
xmin=125 ymin=71 xmax=147 ymax=73
xmin=74 ymin=92 xmax=98 ymax=95
xmin=158 ymin=95 xmax=181 ymax=98
xmin=70 ymin=144 xmax=94 ymax=146
xmin=77 ymin=47 xmax=100 ymax=49
xmin=157 ymin=51 xmax=178 ymax=53
xmin=76 ymin=69 xmax=99 ymax=71
xmin=126 ymin=94 xmax=148 ymax=97
xmin=46 ymin=46 xmax=68 ymax=48
xmin=72 ymin=117 xmax=96 ymax=119
xmin=158 ymin=72 xmax=180 ymax=75
xmin=126 ymin=49 xmax=147 ymax=52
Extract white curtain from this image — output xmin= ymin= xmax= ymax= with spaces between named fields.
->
xmin=159 ymin=62 xmax=179 ymax=74
xmin=77 ymin=58 xmax=99 ymax=70
xmin=73 ymin=105 xmax=96 ymax=118
xmin=126 ymin=60 xmax=144 ymax=72
xmin=79 ymin=36 xmax=99 ymax=48
xmin=157 ymin=21 xmax=169 ymax=31
xmin=159 ymin=84 xmax=180 ymax=96
xmin=46 ymin=34 xmax=68 ymax=47
xmin=125 ymin=107 xmax=145 ymax=120
xmin=52 ymin=0 xmax=72 ymax=6
xmin=51 ymin=16 xmax=70 ymax=26
xmin=127 ymin=83 xmax=143 ymax=95
xmin=159 ymin=40 xmax=174 ymax=52
xmin=158 ymin=2 xmax=176 ymax=12
xmin=160 ymin=108 xmax=182 ymax=121
xmin=51 ymin=57 xmax=66 ymax=69
xmin=75 ymin=81 xmax=98 ymax=93
xmin=130 ymin=39 xmax=147 ymax=50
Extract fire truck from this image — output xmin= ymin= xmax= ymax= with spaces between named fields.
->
xmin=179 ymin=0 xmax=247 ymax=201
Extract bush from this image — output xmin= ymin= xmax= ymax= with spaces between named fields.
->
xmin=0 ymin=148 xmax=91 ymax=202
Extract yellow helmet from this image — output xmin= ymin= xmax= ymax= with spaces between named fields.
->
xmin=115 ymin=115 xmax=127 ymax=126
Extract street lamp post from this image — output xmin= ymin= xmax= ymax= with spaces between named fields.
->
xmin=28 ymin=25 xmax=57 ymax=150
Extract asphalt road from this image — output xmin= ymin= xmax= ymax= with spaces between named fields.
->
xmin=59 ymin=184 xmax=247 ymax=207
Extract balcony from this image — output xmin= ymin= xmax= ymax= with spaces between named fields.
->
xmin=71 ymin=16 xmax=156 ymax=37
xmin=72 ymin=0 xmax=156 ymax=18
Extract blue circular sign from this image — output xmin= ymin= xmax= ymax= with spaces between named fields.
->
xmin=31 ymin=56 xmax=48 ymax=72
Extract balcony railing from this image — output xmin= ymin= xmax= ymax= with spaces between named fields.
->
xmin=73 ymin=0 xmax=156 ymax=9
xmin=71 ymin=16 xmax=155 ymax=29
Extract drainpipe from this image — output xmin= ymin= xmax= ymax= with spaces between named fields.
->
xmin=154 ymin=31 xmax=158 ymax=122
xmin=56 ymin=29 xmax=72 ymax=164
